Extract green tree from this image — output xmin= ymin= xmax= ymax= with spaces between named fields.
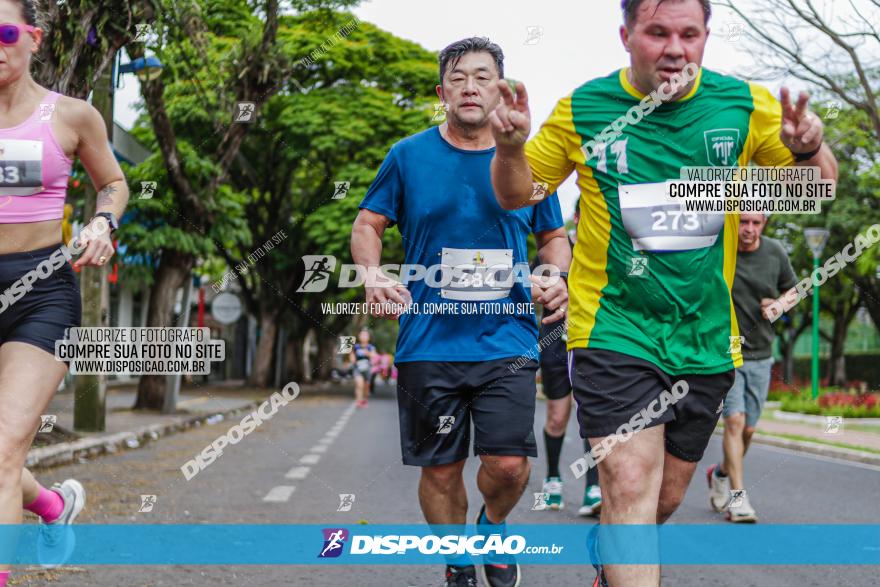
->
xmin=217 ymin=10 xmax=438 ymax=385
xmin=122 ymin=0 xmax=356 ymax=408
xmin=726 ymin=0 xmax=880 ymax=330
xmin=33 ymin=0 xmax=157 ymax=97
xmin=768 ymin=107 xmax=878 ymax=386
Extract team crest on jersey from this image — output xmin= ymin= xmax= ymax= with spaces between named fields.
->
xmin=704 ymin=129 xmax=740 ymax=166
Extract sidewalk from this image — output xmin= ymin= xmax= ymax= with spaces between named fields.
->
xmin=714 ymin=410 xmax=880 ymax=466
xmin=27 ymin=381 xmax=275 ymax=469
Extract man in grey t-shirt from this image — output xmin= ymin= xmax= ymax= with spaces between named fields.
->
xmin=707 ymin=213 xmax=797 ymax=523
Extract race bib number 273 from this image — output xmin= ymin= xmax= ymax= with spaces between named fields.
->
xmin=618 ymin=182 xmax=723 ymax=252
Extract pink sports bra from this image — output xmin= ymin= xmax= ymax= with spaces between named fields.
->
xmin=0 ymin=91 xmax=72 ymax=224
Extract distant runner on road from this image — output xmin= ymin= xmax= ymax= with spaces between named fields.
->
xmin=707 ymin=213 xmax=797 ymax=523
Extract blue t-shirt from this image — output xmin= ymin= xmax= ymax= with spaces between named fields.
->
xmin=359 ymin=127 xmax=564 ymax=363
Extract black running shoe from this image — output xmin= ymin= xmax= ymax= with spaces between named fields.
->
xmin=481 ymin=561 xmax=520 ymax=587
xmin=476 ymin=504 xmax=521 ymax=587
xmin=444 ymin=564 xmax=478 ymax=587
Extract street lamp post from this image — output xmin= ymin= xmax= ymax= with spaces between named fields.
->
xmin=803 ymin=228 xmax=830 ymax=400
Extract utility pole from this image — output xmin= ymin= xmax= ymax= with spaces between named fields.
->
xmin=73 ymin=62 xmax=115 ymax=431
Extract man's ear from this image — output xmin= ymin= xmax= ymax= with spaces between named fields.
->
xmin=620 ymin=24 xmax=630 ymax=53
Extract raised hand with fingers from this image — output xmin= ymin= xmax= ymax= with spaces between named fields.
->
xmin=779 ymin=87 xmax=823 ymax=156
xmin=489 ymin=79 xmax=531 ymax=149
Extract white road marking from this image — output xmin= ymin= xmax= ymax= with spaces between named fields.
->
xmin=263 ymin=486 xmax=296 ymax=502
xmin=300 ymin=453 xmax=321 ymax=465
xmin=265 ymin=402 xmax=358 ymax=503
xmin=285 ymin=466 xmax=310 ymax=480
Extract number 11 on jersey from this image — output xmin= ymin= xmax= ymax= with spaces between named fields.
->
xmin=595 ymin=138 xmax=629 ymax=174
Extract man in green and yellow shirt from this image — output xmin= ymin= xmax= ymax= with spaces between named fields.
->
xmin=488 ymin=1 xmax=837 ymax=585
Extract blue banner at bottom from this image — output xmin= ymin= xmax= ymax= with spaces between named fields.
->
xmin=0 ymin=524 xmax=877 ymax=565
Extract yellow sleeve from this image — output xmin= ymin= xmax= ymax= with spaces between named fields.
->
xmin=524 ymin=95 xmax=580 ymax=193
xmin=742 ymin=83 xmax=795 ymax=167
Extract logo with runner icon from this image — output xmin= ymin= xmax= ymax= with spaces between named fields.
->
xmin=431 ymin=103 xmax=448 ymax=122
xmin=139 ymin=181 xmax=157 ymax=200
xmin=531 ymin=492 xmax=550 ymax=510
xmin=437 ymin=416 xmax=455 ymax=434
xmin=824 ymin=415 xmax=843 ymax=434
xmin=297 ymin=255 xmax=337 ymax=292
xmin=39 ymin=103 xmax=55 ymax=121
xmin=318 ymin=528 xmax=349 ymax=558
xmin=704 ymin=129 xmax=740 ymax=166
xmin=338 ymin=336 xmax=355 ymax=354
xmin=530 ymin=181 xmax=549 ymax=201
xmin=38 ymin=415 xmax=56 ymax=433
xmin=138 ymin=494 xmax=157 ymax=513
xmin=332 ymin=181 xmax=350 ymax=200
xmin=337 ymin=494 xmax=356 ymax=512
xmin=234 ymin=102 xmax=256 ymax=123
xmin=628 ymin=257 xmax=648 ymax=276
xmin=727 ymin=336 xmax=744 ymax=355
xmin=728 ymin=489 xmax=745 ymax=509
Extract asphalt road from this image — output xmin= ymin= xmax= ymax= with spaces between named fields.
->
xmin=14 ymin=383 xmax=880 ymax=586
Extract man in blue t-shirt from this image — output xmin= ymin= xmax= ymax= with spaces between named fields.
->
xmin=351 ymin=37 xmax=570 ymax=587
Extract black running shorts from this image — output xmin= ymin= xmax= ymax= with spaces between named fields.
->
xmin=538 ymin=321 xmax=570 ymax=400
xmin=0 ymin=244 xmax=82 ymax=356
xmin=568 ymin=348 xmax=733 ymax=462
xmin=395 ymin=357 xmax=539 ymax=466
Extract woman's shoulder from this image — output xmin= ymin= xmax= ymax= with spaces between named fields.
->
xmin=53 ymin=92 xmax=101 ymax=130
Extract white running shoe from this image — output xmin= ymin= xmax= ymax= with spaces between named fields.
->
xmin=578 ymin=485 xmax=602 ymax=517
xmin=726 ymin=490 xmax=758 ymax=523
xmin=37 ymin=479 xmax=86 ymax=568
xmin=706 ymin=464 xmax=729 ymax=513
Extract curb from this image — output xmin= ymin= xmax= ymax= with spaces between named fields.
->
xmin=772 ymin=409 xmax=880 ymax=427
xmin=26 ymin=401 xmax=260 ymax=469
xmin=714 ymin=428 xmax=880 ymax=467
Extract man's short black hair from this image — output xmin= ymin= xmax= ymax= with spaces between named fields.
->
xmin=438 ymin=37 xmax=504 ymax=85
xmin=621 ymin=0 xmax=712 ymax=28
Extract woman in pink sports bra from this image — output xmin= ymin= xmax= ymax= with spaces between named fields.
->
xmin=0 ymin=0 xmax=129 ymax=580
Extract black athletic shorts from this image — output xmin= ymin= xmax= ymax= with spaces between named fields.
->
xmin=396 ymin=357 xmax=539 ymax=466
xmin=538 ymin=321 xmax=570 ymax=400
xmin=568 ymin=348 xmax=734 ymax=462
xmin=0 ymin=244 xmax=81 ymax=356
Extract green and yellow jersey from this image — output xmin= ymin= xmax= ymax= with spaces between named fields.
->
xmin=525 ymin=67 xmax=794 ymax=375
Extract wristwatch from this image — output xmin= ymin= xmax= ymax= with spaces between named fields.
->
xmin=92 ymin=212 xmax=119 ymax=234
xmin=558 ymin=271 xmax=569 ymax=282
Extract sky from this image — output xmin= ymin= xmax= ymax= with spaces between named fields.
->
xmin=347 ymin=0 xmax=805 ymax=217
xmin=114 ymin=0 xmax=834 ymax=219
